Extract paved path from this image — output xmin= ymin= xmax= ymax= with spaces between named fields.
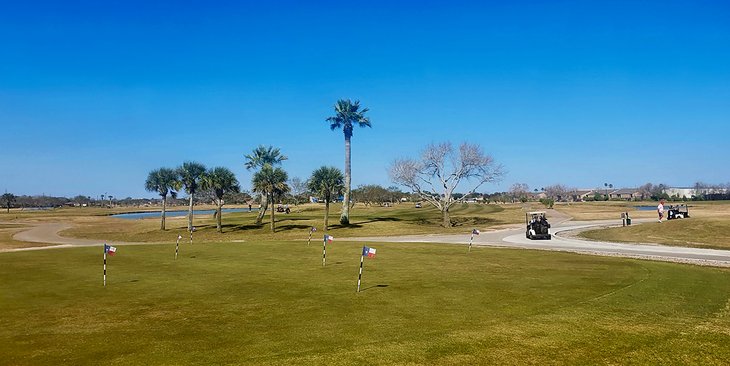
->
xmin=1 ymin=221 xmax=137 ymax=253
xmin=348 ymin=218 xmax=730 ymax=267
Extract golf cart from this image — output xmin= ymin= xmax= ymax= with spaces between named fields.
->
xmin=526 ymin=211 xmax=551 ymax=240
xmin=667 ymin=204 xmax=690 ymax=220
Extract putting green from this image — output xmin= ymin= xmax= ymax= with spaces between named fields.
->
xmin=1 ymin=241 xmax=729 ymax=365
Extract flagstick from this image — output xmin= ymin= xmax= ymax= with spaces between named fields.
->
xmin=175 ymin=235 xmax=181 ymax=260
xmin=322 ymin=236 xmax=327 ymax=267
xmin=103 ymin=246 xmax=107 ymax=287
xmin=189 ymin=229 xmax=193 ymax=245
xmin=356 ymin=251 xmax=365 ymax=292
xmin=307 ymin=229 xmax=313 ymax=246
xmin=469 ymin=232 xmax=474 ymax=253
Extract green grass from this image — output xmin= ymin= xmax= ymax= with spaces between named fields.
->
xmin=61 ymin=203 xmax=525 ymax=244
xmin=579 ymin=217 xmax=730 ymax=250
xmin=1 ymin=241 xmax=729 ymax=365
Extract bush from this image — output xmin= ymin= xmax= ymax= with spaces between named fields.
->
xmin=539 ymin=198 xmax=555 ymax=209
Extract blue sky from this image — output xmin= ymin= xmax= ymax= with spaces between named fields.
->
xmin=2 ymin=1 xmax=729 ymax=198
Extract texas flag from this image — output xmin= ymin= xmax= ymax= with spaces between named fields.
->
xmin=472 ymin=229 xmax=480 ymax=235
xmin=104 ymin=244 xmax=117 ymax=256
xmin=362 ymin=246 xmax=377 ymax=258
xmin=324 ymin=234 xmax=334 ymax=243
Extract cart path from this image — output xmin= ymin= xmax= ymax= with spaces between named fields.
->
xmin=2 ymin=221 xmax=139 ymax=253
xmin=346 ymin=218 xmax=730 ymax=267
xmin=4 ymin=218 xmax=730 ymax=267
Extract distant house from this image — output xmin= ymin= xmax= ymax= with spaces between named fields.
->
xmin=609 ymin=188 xmax=642 ymax=201
xmin=570 ymin=189 xmax=595 ymax=202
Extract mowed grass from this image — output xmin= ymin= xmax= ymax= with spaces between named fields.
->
xmin=1 ymin=241 xmax=729 ymax=365
xmin=580 ymin=217 xmax=730 ymax=250
xmin=60 ymin=203 xmax=525 ymax=244
xmin=554 ymin=200 xmax=730 ymax=221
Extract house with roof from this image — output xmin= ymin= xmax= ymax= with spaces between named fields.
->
xmin=569 ymin=189 xmax=595 ymax=202
xmin=609 ymin=188 xmax=643 ymax=201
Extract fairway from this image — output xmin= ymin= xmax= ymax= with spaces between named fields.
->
xmin=2 ymin=242 xmax=729 ymax=365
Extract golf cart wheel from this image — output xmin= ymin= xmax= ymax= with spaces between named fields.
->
xmin=676 ymin=214 xmax=683 ymax=219
xmin=547 ymin=234 xmax=552 ymax=240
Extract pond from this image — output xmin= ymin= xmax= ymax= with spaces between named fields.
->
xmin=112 ymin=208 xmax=255 ymax=220
xmin=634 ymin=205 xmax=659 ymax=211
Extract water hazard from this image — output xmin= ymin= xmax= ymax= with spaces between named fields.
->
xmin=112 ymin=208 xmax=256 ymax=220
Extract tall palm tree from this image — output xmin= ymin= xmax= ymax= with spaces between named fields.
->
xmin=251 ymin=164 xmax=289 ymax=232
xmin=307 ymin=166 xmax=344 ymax=231
xmin=245 ymin=145 xmax=287 ymax=224
xmin=177 ymin=161 xmax=207 ymax=231
xmin=144 ymin=168 xmax=180 ymax=230
xmin=201 ymin=167 xmax=240 ymax=233
xmin=326 ymin=99 xmax=371 ymax=225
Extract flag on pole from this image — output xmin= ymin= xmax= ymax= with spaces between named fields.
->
xmin=472 ymin=229 xmax=480 ymax=235
xmin=357 ymin=245 xmax=377 ymax=292
xmin=362 ymin=246 xmax=377 ymax=258
xmin=104 ymin=244 xmax=117 ymax=256
xmin=322 ymin=234 xmax=333 ymax=266
xmin=325 ymin=234 xmax=334 ymax=243
xmin=311 ymin=227 xmax=317 ymax=232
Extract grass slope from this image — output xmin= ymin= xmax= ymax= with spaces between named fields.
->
xmin=580 ymin=217 xmax=730 ymax=250
xmin=1 ymin=241 xmax=729 ymax=365
xmin=60 ymin=203 xmax=524 ymax=244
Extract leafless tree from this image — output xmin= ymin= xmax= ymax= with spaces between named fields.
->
xmin=544 ymin=184 xmax=569 ymax=202
xmin=389 ymin=142 xmax=504 ymax=227
xmin=509 ymin=183 xmax=529 ymax=203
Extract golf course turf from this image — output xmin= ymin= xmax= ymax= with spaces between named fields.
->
xmin=2 ymin=240 xmax=729 ymax=365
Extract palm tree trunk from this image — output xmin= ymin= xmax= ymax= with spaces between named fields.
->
xmin=269 ymin=193 xmax=275 ymax=232
xmin=324 ymin=199 xmax=330 ymax=231
xmin=188 ymin=194 xmax=194 ymax=231
xmin=216 ymin=199 xmax=222 ymax=233
xmin=161 ymin=195 xmax=167 ymax=230
xmin=340 ymin=135 xmax=351 ymax=225
xmin=256 ymin=193 xmax=267 ymax=224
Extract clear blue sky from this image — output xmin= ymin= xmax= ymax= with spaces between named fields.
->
xmin=2 ymin=0 xmax=729 ymax=198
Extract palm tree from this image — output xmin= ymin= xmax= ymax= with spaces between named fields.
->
xmin=144 ymin=168 xmax=180 ymax=230
xmin=251 ymin=164 xmax=289 ymax=232
xmin=327 ymin=99 xmax=371 ymax=225
xmin=2 ymin=192 xmax=16 ymax=213
xmin=244 ymin=145 xmax=287 ymax=224
xmin=177 ymin=161 xmax=207 ymax=231
xmin=202 ymin=167 xmax=240 ymax=233
xmin=307 ymin=166 xmax=344 ymax=231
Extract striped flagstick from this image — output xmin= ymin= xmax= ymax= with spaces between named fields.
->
xmin=356 ymin=249 xmax=365 ymax=292
xmin=189 ymin=227 xmax=195 ymax=245
xmin=102 ymin=243 xmax=116 ymax=286
xmin=322 ymin=234 xmax=333 ymax=267
xmin=322 ymin=235 xmax=327 ymax=267
xmin=307 ymin=227 xmax=316 ymax=246
xmin=357 ymin=246 xmax=376 ymax=292
xmin=103 ymin=244 xmax=107 ymax=287
xmin=175 ymin=234 xmax=182 ymax=260
xmin=468 ymin=229 xmax=480 ymax=252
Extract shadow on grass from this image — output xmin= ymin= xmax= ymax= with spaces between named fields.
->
xmin=359 ymin=284 xmax=389 ymax=292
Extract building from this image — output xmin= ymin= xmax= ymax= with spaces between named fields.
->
xmin=609 ymin=188 xmax=643 ymax=201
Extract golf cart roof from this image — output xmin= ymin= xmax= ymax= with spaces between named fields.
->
xmin=527 ymin=211 xmax=546 ymax=215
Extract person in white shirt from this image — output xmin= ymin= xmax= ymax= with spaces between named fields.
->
xmin=657 ymin=199 xmax=665 ymax=223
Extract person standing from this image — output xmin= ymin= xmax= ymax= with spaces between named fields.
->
xmin=657 ymin=199 xmax=665 ymax=223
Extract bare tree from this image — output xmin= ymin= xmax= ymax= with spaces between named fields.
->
xmin=509 ymin=183 xmax=529 ymax=203
xmin=288 ymin=177 xmax=308 ymax=205
xmin=544 ymin=184 xmax=568 ymax=202
xmin=389 ymin=142 xmax=503 ymax=227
